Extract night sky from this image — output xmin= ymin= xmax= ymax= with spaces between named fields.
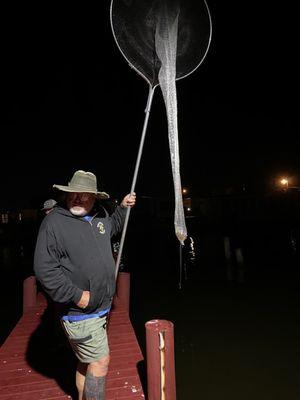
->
xmin=1 ymin=1 xmax=299 ymax=209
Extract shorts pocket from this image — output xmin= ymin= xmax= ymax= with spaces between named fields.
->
xmin=71 ymin=334 xmax=92 ymax=343
xmin=62 ymin=319 xmax=88 ymax=341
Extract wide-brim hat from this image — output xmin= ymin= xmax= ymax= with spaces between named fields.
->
xmin=53 ymin=170 xmax=109 ymax=199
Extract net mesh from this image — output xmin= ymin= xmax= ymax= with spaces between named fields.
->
xmin=110 ymin=0 xmax=212 ymax=87
xmin=155 ymin=1 xmax=187 ymax=244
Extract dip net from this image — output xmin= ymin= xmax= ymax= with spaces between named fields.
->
xmin=110 ymin=0 xmax=212 ymax=274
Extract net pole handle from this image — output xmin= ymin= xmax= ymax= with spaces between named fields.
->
xmin=115 ymin=85 xmax=156 ymax=279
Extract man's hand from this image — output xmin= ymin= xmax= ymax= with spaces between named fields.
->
xmin=121 ymin=192 xmax=136 ymax=208
xmin=77 ymin=290 xmax=90 ymax=309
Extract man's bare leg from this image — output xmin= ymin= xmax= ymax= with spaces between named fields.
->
xmin=76 ymin=362 xmax=87 ymax=400
xmin=83 ymin=355 xmax=110 ymax=400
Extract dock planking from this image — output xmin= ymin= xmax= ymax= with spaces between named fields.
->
xmin=0 ymin=295 xmax=145 ymax=400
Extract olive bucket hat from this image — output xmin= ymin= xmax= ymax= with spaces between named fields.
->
xmin=53 ymin=170 xmax=109 ymax=199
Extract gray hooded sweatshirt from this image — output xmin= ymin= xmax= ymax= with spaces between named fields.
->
xmin=34 ymin=204 xmax=126 ymax=316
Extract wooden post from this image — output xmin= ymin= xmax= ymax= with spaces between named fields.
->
xmin=23 ymin=276 xmax=37 ymax=312
xmin=116 ymin=272 xmax=130 ymax=313
xmin=145 ymin=319 xmax=176 ymax=400
xmin=224 ymin=236 xmax=233 ymax=282
xmin=235 ymin=247 xmax=245 ymax=283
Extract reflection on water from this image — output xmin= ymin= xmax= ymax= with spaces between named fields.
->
xmin=1 ymin=246 xmax=12 ymax=267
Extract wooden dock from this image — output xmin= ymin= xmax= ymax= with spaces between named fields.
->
xmin=0 ymin=294 xmax=145 ymax=399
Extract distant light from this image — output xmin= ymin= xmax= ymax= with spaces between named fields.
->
xmin=187 ymin=207 xmax=192 ymax=212
xmin=182 ymin=188 xmax=188 ymax=195
xmin=279 ymin=178 xmax=290 ymax=191
xmin=280 ymin=178 xmax=288 ymax=186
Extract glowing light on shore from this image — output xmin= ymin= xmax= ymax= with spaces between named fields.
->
xmin=280 ymin=178 xmax=289 ymax=188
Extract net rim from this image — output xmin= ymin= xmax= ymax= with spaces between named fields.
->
xmin=110 ymin=0 xmax=213 ymax=88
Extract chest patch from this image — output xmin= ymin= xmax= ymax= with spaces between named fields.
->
xmin=97 ymin=222 xmax=106 ymax=234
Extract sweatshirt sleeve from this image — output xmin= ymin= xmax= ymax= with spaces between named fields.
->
xmin=34 ymin=220 xmax=82 ymax=305
xmin=109 ymin=205 xmax=127 ymax=237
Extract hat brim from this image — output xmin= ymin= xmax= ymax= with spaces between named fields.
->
xmin=53 ymin=184 xmax=109 ymax=199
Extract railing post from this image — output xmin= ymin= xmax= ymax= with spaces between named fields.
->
xmin=145 ymin=319 xmax=176 ymax=400
xmin=224 ymin=236 xmax=233 ymax=282
xmin=23 ymin=275 xmax=37 ymax=313
xmin=115 ymin=271 xmax=130 ymax=313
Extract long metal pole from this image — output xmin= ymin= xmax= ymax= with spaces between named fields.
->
xmin=115 ymin=84 xmax=156 ymax=279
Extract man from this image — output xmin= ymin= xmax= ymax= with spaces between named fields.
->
xmin=41 ymin=198 xmax=57 ymax=214
xmin=34 ymin=170 xmax=136 ymax=400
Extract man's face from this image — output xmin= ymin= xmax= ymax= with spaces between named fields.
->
xmin=66 ymin=192 xmax=96 ymax=216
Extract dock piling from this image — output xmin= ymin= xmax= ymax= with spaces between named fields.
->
xmin=23 ymin=275 xmax=37 ymax=312
xmin=115 ymin=271 xmax=130 ymax=313
xmin=145 ymin=319 xmax=176 ymax=400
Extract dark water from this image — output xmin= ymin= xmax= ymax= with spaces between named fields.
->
xmin=127 ymin=218 xmax=300 ymax=400
xmin=1 ymin=217 xmax=300 ymax=399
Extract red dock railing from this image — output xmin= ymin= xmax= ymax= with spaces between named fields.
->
xmin=1 ymin=274 xmax=177 ymax=400
xmin=0 ymin=275 xmax=145 ymax=400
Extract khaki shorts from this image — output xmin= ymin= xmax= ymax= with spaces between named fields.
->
xmin=61 ymin=316 xmax=109 ymax=363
